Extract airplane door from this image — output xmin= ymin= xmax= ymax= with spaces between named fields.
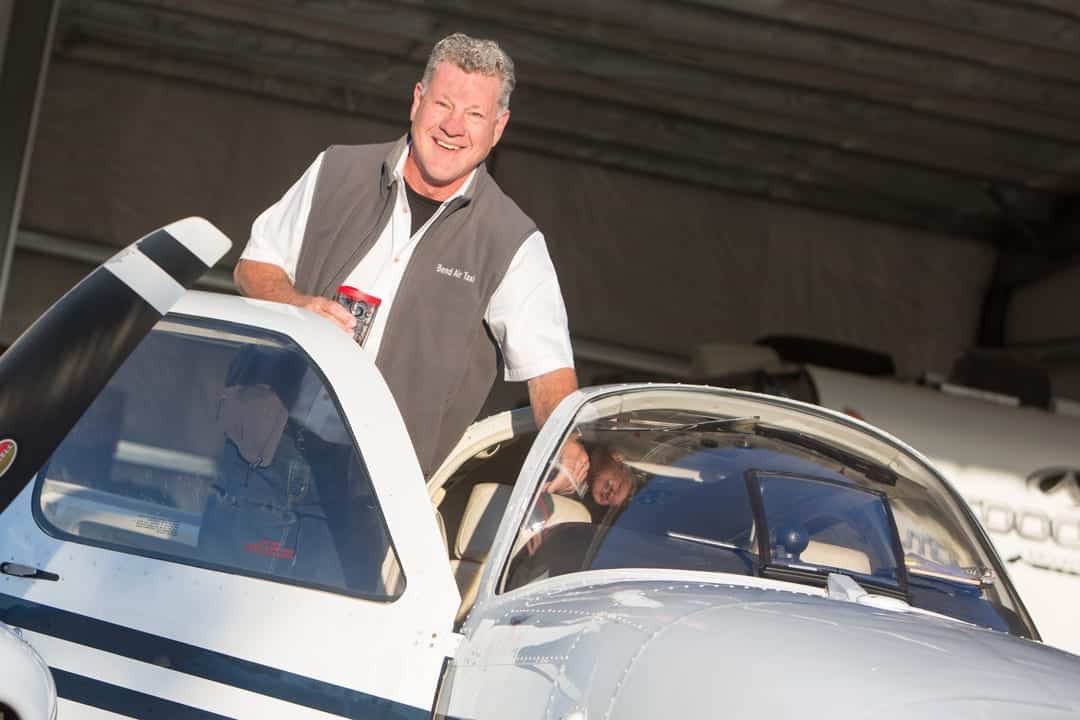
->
xmin=0 ymin=309 xmax=460 ymax=718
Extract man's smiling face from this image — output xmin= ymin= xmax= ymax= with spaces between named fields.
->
xmin=589 ymin=447 xmax=633 ymax=507
xmin=404 ymin=61 xmax=510 ymax=201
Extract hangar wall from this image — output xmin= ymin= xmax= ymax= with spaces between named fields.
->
xmin=497 ymin=150 xmax=994 ymax=378
xmin=11 ymin=61 xmax=996 ymax=384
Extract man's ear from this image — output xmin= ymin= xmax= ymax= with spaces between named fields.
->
xmin=491 ymin=109 xmax=511 ymax=147
xmin=410 ymin=82 xmax=424 ymax=122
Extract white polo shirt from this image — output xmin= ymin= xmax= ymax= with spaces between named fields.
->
xmin=241 ymin=150 xmax=574 ymax=382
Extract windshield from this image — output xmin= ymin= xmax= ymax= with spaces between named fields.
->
xmin=503 ymin=389 xmax=1032 ymax=638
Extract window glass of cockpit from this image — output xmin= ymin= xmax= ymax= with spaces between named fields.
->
xmin=749 ymin=472 xmax=902 ymax=586
xmin=34 ymin=315 xmax=403 ymax=600
xmin=504 ymin=396 xmax=763 ymax=591
xmin=501 ymin=388 xmax=1035 ymax=639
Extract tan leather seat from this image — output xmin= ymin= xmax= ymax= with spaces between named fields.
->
xmin=450 ymin=483 xmax=591 ymax=623
xmin=450 ymin=483 xmax=511 ymax=623
xmin=802 ymin=539 xmax=871 ymax=575
xmin=510 ymin=494 xmax=592 ymax=559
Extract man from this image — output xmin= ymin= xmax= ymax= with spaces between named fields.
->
xmin=235 ymin=33 xmax=588 ymax=483
xmin=585 ymin=446 xmax=635 ymax=508
xmin=545 ymin=443 xmax=635 ymax=508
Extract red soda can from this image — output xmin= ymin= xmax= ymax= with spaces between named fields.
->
xmin=334 ymin=285 xmax=382 ymax=347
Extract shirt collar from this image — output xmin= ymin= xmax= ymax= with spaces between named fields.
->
xmin=382 ymin=134 xmax=482 ymax=204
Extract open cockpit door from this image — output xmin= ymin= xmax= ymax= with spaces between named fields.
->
xmin=0 ymin=218 xmax=231 ymax=513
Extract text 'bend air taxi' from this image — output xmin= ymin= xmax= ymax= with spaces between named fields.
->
xmin=1 ymin=219 xmax=1079 ymax=719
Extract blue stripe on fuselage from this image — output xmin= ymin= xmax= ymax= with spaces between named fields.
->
xmin=53 ymin=669 xmax=233 ymax=719
xmin=0 ymin=593 xmax=427 ymax=719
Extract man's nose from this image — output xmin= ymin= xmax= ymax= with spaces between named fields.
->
xmin=440 ymin=110 xmax=466 ymax=136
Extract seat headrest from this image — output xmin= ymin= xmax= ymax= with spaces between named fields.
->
xmin=455 ymin=483 xmax=512 ymax=562
xmin=548 ymin=493 xmax=593 ymax=526
xmin=510 ymin=492 xmax=592 ymax=559
xmin=218 ymin=385 xmax=288 ymax=467
xmin=226 ymin=346 xmax=305 ymax=408
xmin=455 ymin=484 xmax=594 ymax=564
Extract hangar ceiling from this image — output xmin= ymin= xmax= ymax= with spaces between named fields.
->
xmin=51 ymin=0 xmax=1080 ymax=264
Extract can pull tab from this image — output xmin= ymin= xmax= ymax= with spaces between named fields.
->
xmin=0 ymin=562 xmax=59 ymax=582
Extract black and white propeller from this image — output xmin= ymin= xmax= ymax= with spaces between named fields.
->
xmin=0 ymin=218 xmax=231 ymax=513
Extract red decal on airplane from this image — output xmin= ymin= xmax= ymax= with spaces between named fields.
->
xmin=0 ymin=439 xmax=17 ymax=478
xmin=243 ymin=539 xmax=295 ymax=560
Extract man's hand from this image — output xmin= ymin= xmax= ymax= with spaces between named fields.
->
xmin=299 ymin=296 xmax=356 ymax=333
xmin=528 ymin=367 xmax=586 ymax=496
xmin=544 ymin=436 xmax=589 ymax=497
xmin=235 ymin=259 xmax=355 ymax=333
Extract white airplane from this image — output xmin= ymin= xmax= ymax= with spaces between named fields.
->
xmin=2 ymin=219 xmax=1080 ymax=718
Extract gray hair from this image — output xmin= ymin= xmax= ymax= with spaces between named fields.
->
xmin=420 ymin=33 xmax=516 ymax=114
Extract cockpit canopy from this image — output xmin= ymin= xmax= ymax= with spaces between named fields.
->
xmin=505 ymin=389 xmax=1032 ymax=638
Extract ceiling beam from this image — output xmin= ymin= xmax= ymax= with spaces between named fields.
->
xmin=57 ymin=11 xmax=1062 ymax=227
xmin=1003 ymin=0 xmax=1080 ymax=23
xmin=416 ymin=0 xmax=1080 ymax=119
xmin=827 ymin=0 xmax=1080 ymax=57
xmin=686 ymin=0 xmax=1080 ymax=85
xmin=61 ymin=4 xmax=1073 ymax=196
xmin=52 ymin=44 xmax=1008 ymax=238
xmin=77 ymin=0 xmax=1080 ymax=188
xmin=410 ymin=0 xmax=1080 ymax=175
xmin=51 ymin=0 xmax=1080 ymax=240
xmin=480 ymin=0 xmax=1080 ymax=147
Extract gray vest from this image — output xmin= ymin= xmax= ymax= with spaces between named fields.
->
xmin=294 ymin=138 xmax=537 ymax=476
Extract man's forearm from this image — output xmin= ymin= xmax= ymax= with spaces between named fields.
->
xmin=527 ymin=367 xmax=579 ymax=428
xmin=234 ymin=259 xmax=304 ymax=303
xmin=235 ymin=259 xmax=357 ymax=332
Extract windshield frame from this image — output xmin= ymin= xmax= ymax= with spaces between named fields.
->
xmin=491 ymin=385 xmax=1039 ymax=639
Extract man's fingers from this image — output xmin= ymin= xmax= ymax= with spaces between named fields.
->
xmin=543 ymin=439 xmax=592 ymax=498
xmin=567 ymin=444 xmax=589 ymax=480
xmin=545 ymin=439 xmax=589 ymax=497
xmin=304 ymin=297 xmax=356 ymax=332
xmin=328 ymin=306 xmax=357 ymax=331
xmin=545 ymin=469 xmax=577 ymax=496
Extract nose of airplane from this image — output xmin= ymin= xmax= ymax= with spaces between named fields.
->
xmin=500 ymin=581 xmax=1080 ymax=720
